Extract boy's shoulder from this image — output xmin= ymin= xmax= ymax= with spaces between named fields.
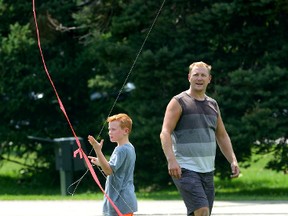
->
xmin=116 ymin=143 xmax=135 ymax=153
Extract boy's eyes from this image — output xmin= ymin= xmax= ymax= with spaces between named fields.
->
xmin=108 ymin=128 xmax=117 ymax=131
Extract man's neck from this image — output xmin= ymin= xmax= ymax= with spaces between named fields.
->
xmin=186 ymin=89 xmax=206 ymax=101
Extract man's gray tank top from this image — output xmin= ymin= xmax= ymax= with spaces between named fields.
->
xmin=172 ymin=91 xmax=219 ymax=173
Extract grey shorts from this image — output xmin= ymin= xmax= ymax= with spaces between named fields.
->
xmin=172 ymin=168 xmax=215 ymax=216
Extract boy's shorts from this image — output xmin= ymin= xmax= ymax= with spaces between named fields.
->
xmin=173 ymin=168 xmax=215 ymax=216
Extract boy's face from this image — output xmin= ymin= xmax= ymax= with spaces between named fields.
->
xmin=108 ymin=120 xmax=128 ymax=143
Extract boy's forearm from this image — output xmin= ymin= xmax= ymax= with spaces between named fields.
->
xmin=94 ymin=149 xmax=113 ymax=175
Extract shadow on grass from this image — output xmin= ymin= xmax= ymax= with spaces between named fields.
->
xmin=214 ymin=178 xmax=288 ymax=200
xmin=0 ymin=175 xmax=59 ymax=195
xmin=0 ymin=173 xmax=101 ymax=197
xmin=1 ymin=175 xmax=287 ymax=201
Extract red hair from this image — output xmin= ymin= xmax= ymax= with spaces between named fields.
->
xmin=107 ymin=113 xmax=133 ymax=133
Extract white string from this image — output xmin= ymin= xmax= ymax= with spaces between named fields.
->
xmin=69 ymin=0 xmax=167 ymax=203
xmin=92 ymin=0 xmax=167 ymax=143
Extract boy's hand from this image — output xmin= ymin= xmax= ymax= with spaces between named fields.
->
xmin=88 ymin=135 xmax=104 ymax=152
xmin=88 ymin=156 xmax=99 ymax=166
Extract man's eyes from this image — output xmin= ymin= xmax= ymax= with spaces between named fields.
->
xmin=193 ymin=74 xmax=207 ymax=77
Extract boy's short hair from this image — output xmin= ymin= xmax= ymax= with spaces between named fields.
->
xmin=107 ymin=113 xmax=133 ymax=133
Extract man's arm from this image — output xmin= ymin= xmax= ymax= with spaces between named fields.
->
xmin=160 ymin=98 xmax=182 ymax=179
xmin=215 ymin=115 xmax=240 ymax=178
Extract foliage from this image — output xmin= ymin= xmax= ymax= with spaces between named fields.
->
xmin=1 ymin=150 xmax=287 ymax=200
xmin=0 ymin=0 xmax=93 ymax=181
xmin=0 ymin=0 xmax=287 ymax=188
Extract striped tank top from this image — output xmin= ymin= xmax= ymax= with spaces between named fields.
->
xmin=172 ymin=91 xmax=219 ymax=173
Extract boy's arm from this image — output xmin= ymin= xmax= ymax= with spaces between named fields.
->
xmin=88 ymin=156 xmax=100 ymax=166
xmin=88 ymin=135 xmax=113 ymax=176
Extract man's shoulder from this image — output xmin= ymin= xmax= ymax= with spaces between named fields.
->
xmin=174 ymin=91 xmax=187 ymax=100
xmin=205 ymin=95 xmax=218 ymax=104
xmin=205 ymin=95 xmax=219 ymax=113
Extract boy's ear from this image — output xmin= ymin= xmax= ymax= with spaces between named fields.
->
xmin=124 ymin=127 xmax=130 ymax=134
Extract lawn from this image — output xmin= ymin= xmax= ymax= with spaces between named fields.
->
xmin=213 ymin=152 xmax=288 ymax=200
xmin=0 ymin=151 xmax=287 ymax=200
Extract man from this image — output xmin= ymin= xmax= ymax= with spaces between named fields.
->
xmin=160 ymin=61 xmax=240 ymax=216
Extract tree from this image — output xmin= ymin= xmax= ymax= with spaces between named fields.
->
xmin=0 ymin=0 xmax=94 ymax=185
xmin=1 ymin=0 xmax=287 ymax=190
xmin=79 ymin=0 xmax=288 ymax=184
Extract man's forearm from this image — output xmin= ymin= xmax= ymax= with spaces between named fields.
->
xmin=217 ymin=135 xmax=237 ymax=163
xmin=160 ymin=132 xmax=176 ymax=162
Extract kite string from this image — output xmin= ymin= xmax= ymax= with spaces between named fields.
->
xmin=32 ymin=1 xmax=123 ymax=215
xmin=95 ymin=0 xmax=167 ymax=141
xmin=69 ymin=0 xmax=167 ymax=197
xmin=32 ymin=0 xmax=167 ymax=212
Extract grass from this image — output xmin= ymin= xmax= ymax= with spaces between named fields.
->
xmin=214 ymin=152 xmax=288 ymax=200
xmin=0 ymin=151 xmax=287 ymax=201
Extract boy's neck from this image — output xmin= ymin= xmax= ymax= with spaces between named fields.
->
xmin=117 ymin=137 xmax=130 ymax=146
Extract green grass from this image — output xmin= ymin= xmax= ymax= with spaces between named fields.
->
xmin=0 ymin=152 xmax=287 ymax=200
xmin=214 ymin=152 xmax=288 ymax=200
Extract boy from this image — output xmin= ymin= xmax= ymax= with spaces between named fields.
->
xmin=88 ymin=113 xmax=137 ymax=216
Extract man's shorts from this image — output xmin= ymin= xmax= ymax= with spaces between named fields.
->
xmin=173 ymin=168 xmax=215 ymax=216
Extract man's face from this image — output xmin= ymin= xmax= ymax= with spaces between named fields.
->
xmin=188 ymin=66 xmax=211 ymax=92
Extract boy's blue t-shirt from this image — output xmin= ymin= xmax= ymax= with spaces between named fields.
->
xmin=103 ymin=143 xmax=137 ymax=216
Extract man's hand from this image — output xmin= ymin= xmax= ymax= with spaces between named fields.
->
xmin=168 ymin=160 xmax=182 ymax=179
xmin=230 ymin=161 xmax=240 ymax=178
